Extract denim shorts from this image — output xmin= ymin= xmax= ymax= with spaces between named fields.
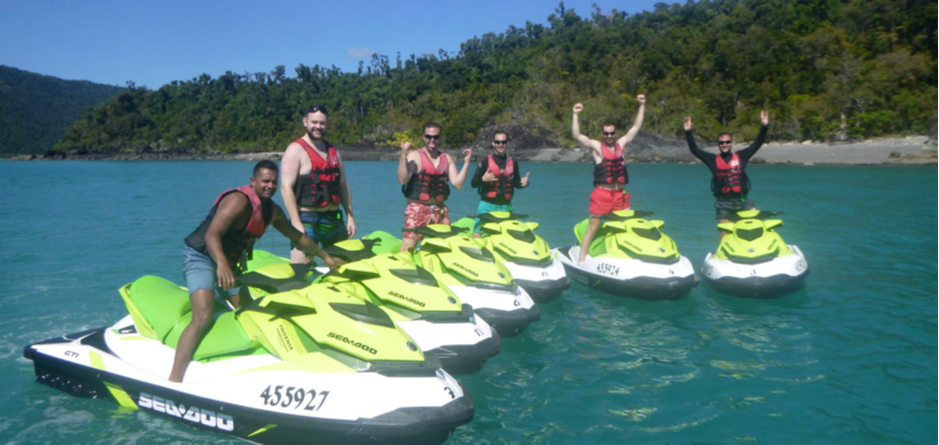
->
xmin=182 ymin=246 xmax=231 ymax=303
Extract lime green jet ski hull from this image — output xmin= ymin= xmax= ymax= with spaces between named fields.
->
xmin=702 ymin=210 xmax=809 ymax=298
xmin=453 ymin=212 xmax=570 ymax=303
xmin=552 ymin=210 xmax=698 ymax=300
xmin=23 ymin=275 xmax=473 ymax=444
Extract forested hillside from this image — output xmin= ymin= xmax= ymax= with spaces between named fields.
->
xmin=0 ymin=66 xmax=124 ymax=155
xmin=53 ymin=0 xmax=936 ymax=155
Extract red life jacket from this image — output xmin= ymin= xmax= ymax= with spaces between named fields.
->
xmin=402 ymin=149 xmax=450 ymax=202
xmin=293 ymin=138 xmax=341 ymax=208
xmin=712 ymin=152 xmax=750 ymax=197
xmin=481 ymin=154 xmax=515 ymax=201
xmin=184 ymin=185 xmax=273 ymax=272
xmin=593 ymin=142 xmax=628 ymax=186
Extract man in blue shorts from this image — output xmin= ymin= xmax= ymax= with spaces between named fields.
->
xmin=174 ymin=160 xmax=341 ymax=382
xmin=280 ymin=105 xmax=356 ymax=263
xmin=470 ymin=131 xmax=529 ymax=237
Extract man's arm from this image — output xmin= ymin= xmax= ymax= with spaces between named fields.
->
xmin=449 ymin=149 xmax=473 ymax=190
xmin=204 ymin=193 xmax=252 ymax=289
xmin=736 ymin=110 xmax=770 ymax=162
xmin=617 ymin=94 xmax=646 ymax=148
xmin=279 ymin=143 xmax=306 ymax=233
xmin=271 ymin=206 xmax=342 ymax=269
xmin=397 ymin=142 xmax=416 ymax=185
xmin=514 ymin=160 xmax=529 ymax=188
xmin=470 ymin=159 xmax=487 ymax=189
xmin=335 ymin=151 xmax=356 ymax=238
xmin=571 ymin=103 xmax=601 ymax=153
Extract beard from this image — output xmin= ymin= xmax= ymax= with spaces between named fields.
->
xmin=306 ymin=127 xmax=326 ymax=141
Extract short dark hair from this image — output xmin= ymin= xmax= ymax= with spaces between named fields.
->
xmin=253 ymin=160 xmax=279 ymax=176
xmin=602 ymin=123 xmax=616 ymax=130
xmin=423 ymin=122 xmax=442 ymax=133
xmin=304 ymin=104 xmax=329 ymax=116
xmin=718 ymin=132 xmax=732 ymax=140
xmin=493 ymin=130 xmax=508 ymax=140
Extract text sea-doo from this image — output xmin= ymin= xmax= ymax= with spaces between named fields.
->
xmin=452 ymin=212 xmax=569 ymax=303
xmin=24 ymin=276 xmax=472 ymax=444
xmin=367 ymin=228 xmax=540 ymax=337
xmin=243 ymin=244 xmax=502 ymax=375
xmin=553 ymin=210 xmax=698 ymax=299
xmin=702 ymin=210 xmax=809 ymax=298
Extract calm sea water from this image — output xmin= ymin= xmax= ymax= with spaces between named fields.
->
xmin=1 ymin=160 xmax=935 ymax=444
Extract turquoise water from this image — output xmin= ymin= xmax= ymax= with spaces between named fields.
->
xmin=1 ymin=160 xmax=935 ymax=444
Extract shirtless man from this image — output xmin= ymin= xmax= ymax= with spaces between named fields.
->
xmin=280 ymin=105 xmax=355 ymax=263
xmin=571 ymin=95 xmax=646 ymax=262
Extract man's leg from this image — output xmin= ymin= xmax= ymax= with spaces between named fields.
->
xmin=401 ymin=202 xmax=426 ymax=252
xmin=291 ymin=211 xmax=317 ymax=263
xmin=169 ymin=289 xmax=214 ymax=382
xmin=578 ymin=216 xmax=603 ymax=262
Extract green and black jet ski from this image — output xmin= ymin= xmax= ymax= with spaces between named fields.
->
xmin=374 ymin=227 xmax=540 ymax=337
xmin=24 ymin=276 xmax=473 ymax=444
xmin=452 ymin=212 xmax=570 ymax=303
xmin=553 ymin=209 xmax=698 ymax=299
xmin=241 ymin=242 xmax=502 ymax=375
xmin=702 ymin=210 xmax=809 ymax=298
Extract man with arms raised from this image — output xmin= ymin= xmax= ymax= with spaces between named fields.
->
xmin=470 ymin=131 xmax=530 ymax=237
xmin=280 ymin=105 xmax=355 ymax=263
xmin=174 ymin=160 xmax=341 ymax=382
xmin=683 ymin=111 xmax=769 ymax=228
xmin=397 ymin=122 xmax=473 ymax=252
xmin=571 ymin=94 xmax=646 ymax=262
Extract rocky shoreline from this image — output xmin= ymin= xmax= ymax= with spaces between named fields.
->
xmin=6 ymin=135 xmax=936 ymax=165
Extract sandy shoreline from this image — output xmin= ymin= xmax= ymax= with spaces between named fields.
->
xmin=6 ymin=136 xmax=936 ymax=165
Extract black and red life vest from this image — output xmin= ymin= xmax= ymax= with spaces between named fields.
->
xmin=402 ymin=149 xmax=450 ymax=202
xmin=293 ymin=138 xmax=341 ymax=208
xmin=711 ymin=152 xmax=750 ymax=197
xmin=593 ymin=142 xmax=628 ymax=186
xmin=479 ymin=154 xmax=515 ymax=201
xmin=184 ymin=185 xmax=273 ymax=272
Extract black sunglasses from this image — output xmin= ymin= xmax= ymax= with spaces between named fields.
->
xmin=492 ymin=140 xmax=508 ymax=145
xmin=717 ymin=140 xmax=732 ymax=144
xmin=424 ymin=134 xmax=441 ymax=141
xmin=305 ymin=104 xmax=329 ymax=116
xmin=602 ymin=131 xmax=616 ymax=136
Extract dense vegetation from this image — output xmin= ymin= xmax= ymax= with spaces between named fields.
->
xmin=53 ymin=0 xmax=936 ymax=155
xmin=0 ymin=66 xmax=123 ymax=155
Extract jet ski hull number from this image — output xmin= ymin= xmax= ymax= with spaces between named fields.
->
xmin=259 ymin=385 xmax=330 ymax=411
xmin=596 ymin=263 xmax=620 ymax=276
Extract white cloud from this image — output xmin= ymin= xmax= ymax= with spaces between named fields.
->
xmin=346 ymin=47 xmax=377 ymax=58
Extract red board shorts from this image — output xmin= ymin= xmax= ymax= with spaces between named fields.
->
xmin=403 ymin=201 xmax=450 ymax=240
xmin=589 ymin=187 xmax=630 ymax=216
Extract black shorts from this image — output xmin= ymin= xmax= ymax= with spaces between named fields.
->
xmin=714 ymin=197 xmax=755 ymax=220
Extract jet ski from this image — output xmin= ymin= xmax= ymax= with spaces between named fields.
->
xmin=369 ymin=228 xmax=539 ymax=337
xmin=701 ymin=210 xmax=809 ymax=298
xmin=24 ymin=276 xmax=473 ymax=445
xmin=452 ymin=212 xmax=570 ymax=303
xmin=242 ymin=243 xmax=502 ymax=375
xmin=553 ymin=210 xmax=698 ymax=300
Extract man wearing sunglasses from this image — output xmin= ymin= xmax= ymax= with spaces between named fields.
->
xmin=469 ymin=131 xmax=530 ymax=237
xmin=571 ymin=94 xmax=646 ymax=263
xmin=683 ymin=110 xmax=769 ymax=224
xmin=398 ymin=122 xmax=473 ymax=252
xmin=280 ymin=105 xmax=356 ymax=263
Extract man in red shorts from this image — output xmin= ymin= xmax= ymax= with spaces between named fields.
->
xmin=397 ymin=122 xmax=473 ymax=252
xmin=571 ymin=95 xmax=646 ymax=262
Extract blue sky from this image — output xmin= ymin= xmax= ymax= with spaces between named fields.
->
xmin=1 ymin=0 xmax=661 ymax=89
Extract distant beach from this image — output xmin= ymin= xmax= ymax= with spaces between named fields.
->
xmin=7 ymin=135 xmax=936 ymax=165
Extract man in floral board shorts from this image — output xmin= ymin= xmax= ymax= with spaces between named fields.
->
xmin=396 ymin=122 xmax=473 ymax=252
